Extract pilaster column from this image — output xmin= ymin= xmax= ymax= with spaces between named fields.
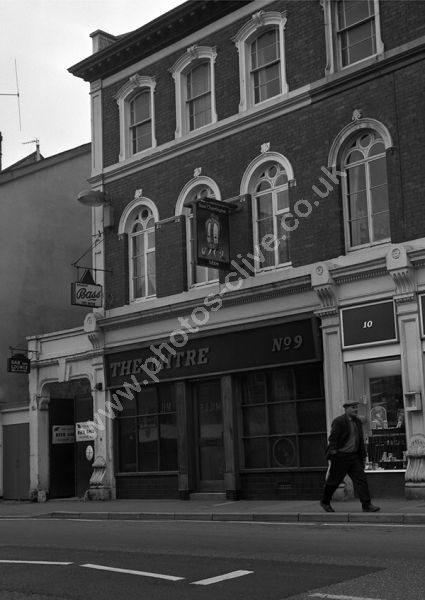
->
xmin=312 ymin=263 xmax=346 ymax=428
xmin=387 ymin=245 xmax=425 ymax=498
xmin=176 ymin=381 xmax=191 ymax=500
xmin=312 ymin=263 xmax=350 ymax=499
xmin=29 ymin=393 xmax=50 ymax=501
xmin=84 ymin=313 xmax=112 ymax=500
xmin=222 ymin=375 xmax=239 ymax=500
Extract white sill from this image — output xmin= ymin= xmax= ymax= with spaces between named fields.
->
xmin=339 ymin=52 xmax=380 ymax=72
xmin=365 ymin=468 xmax=406 ymax=473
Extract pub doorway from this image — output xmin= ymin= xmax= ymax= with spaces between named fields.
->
xmin=47 ymin=379 xmax=94 ymax=498
xmin=193 ymin=378 xmax=225 ymax=492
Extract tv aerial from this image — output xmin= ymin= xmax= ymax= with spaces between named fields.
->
xmin=0 ymin=59 xmax=22 ymax=131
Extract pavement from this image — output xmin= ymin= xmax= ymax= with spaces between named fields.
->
xmin=1 ymin=496 xmax=425 ymax=524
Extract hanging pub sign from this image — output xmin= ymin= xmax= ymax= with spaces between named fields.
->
xmin=71 ymin=269 xmax=102 ymax=308
xmin=7 ymin=353 xmax=31 ymax=374
xmin=341 ymin=300 xmax=397 ymax=348
xmin=192 ymin=197 xmax=233 ymax=271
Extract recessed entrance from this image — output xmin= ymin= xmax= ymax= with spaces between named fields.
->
xmin=194 ymin=379 xmax=225 ymax=492
xmin=48 ymin=379 xmax=94 ymax=498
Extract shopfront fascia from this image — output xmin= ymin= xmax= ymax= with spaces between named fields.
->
xmin=340 ymin=295 xmax=425 ymax=498
xmin=105 ymin=317 xmax=326 ymax=500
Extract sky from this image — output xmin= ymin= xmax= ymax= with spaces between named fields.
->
xmin=0 ymin=0 xmax=185 ymax=169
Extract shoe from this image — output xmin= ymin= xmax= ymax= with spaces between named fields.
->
xmin=362 ymin=503 xmax=380 ymax=512
xmin=320 ymin=501 xmax=335 ymax=513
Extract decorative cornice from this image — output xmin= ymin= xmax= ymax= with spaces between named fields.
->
xmin=99 ymin=275 xmax=312 ymax=332
xmin=84 ymin=313 xmax=105 ymax=350
xmin=311 ymin=262 xmax=339 ymax=318
xmin=386 ymin=244 xmax=416 ymax=303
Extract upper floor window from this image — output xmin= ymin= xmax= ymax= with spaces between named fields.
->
xmin=129 ymin=205 xmax=156 ymax=300
xmin=170 ymin=46 xmax=217 ymax=138
xmin=252 ymin=162 xmax=290 ymax=269
xmin=233 ymin=11 xmax=288 ymax=112
xmin=129 ymin=91 xmax=152 ymax=154
xmin=186 ymin=62 xmax=211 ymax=131
xmin=342 ymin=131 xmax=389 ymax=249
xmin=118 ymin=198 xmax=159 ymax=301
xmin=241 ymin=151 xmax=295 ymax=272
xmin=115 ymin=75 xmax=157 ymax=161
xmin=251 ymin=29 xmax=281 ymax=104
xmin=337 ymin=0 xmax=377 ymax=66
xmin=176 ymin=177 xmax=221 ymax=286
xmin=322 ymin=0 xmax=383 ymax=73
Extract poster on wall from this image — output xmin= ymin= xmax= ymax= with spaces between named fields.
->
xmin=52 ymin=425 xmax=75 ymax=444
xmin=75 ymin=421 xmax=96 ymax=442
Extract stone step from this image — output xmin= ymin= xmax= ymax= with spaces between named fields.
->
xmin=189 ymin=492 xmax=227 ymax=501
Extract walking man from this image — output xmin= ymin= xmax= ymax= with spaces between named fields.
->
xmin=320 ymin=400 xmax=380 ymax=513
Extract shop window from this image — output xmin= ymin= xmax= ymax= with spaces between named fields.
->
xmin=115 ymin=383 xmax=177 ymax=473
xmin=347 ymin=360 xmax=407 ymax=471
xmin=115 ymin=74 xmax=157 ymax=161
xmin=342 ymin=130 xmax=390 ymax=250
xmin=233 ymin=10 xmax=288 ymax=112
xmin=322 ymin=0 xmax=384 ymax=74
xmin=239 ymin=364 xmax=326 ymax=469
xmin=176 ymin=177 xmax=221 ymax=287
xmin=170 ymin=45 xmax=217 ymax=138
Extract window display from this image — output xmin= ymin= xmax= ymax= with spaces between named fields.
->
xmin=347 ymin=360 xmax=407 ymax=471
xmin=366 ymin=374 xmax=407 ymax=470
xmin=239 ymin=363 xmax=326 ymax=469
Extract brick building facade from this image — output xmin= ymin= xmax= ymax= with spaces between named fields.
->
xmin=29 ymin=0 xmax=425 ymax=501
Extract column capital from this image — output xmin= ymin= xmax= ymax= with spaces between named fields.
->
xmin=387 ymin=245 xmax=416 ymax=303
xmin=311 ymin=262 xmax=338 ymax=317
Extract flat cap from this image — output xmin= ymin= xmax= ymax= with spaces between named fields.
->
xmin=343 ymin=400 xmax=359 ymax=407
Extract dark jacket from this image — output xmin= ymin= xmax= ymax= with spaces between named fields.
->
xmin=325 ymin=414 xmax=366 ymax=460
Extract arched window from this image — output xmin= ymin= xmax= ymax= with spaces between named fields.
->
xmin=186 ymin=62 xmax=212 ymax=131
xmin=251 ymin=28 xmax=281 ymax=104
xmin=176 ymin=178 xmax=221 ymax=286
xmin=115 ymin=75 xmax=157 ymax=161
xmin=252 ymin=162 xmax=290 ymax=269
xmin=241 ymin=152 xmax=294 ymax=272
xmin=127 ymin=204 xmax=157 ymax=300
xmin=129 ymin=90 xmax=152 ymax=154
xmin=233 ymin=11 xmax=288 ymax=112
xmin=342 ymin=131 xmax=390 ymax=249
xmin=170 ymin=46 xmax=217 ymax=138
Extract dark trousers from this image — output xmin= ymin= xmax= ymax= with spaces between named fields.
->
xmin=321 ymin=453 xmax=371 ymax=506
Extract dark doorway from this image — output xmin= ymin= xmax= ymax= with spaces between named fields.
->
xmin=75 ymin=395 xmax=94 ymax=497
xmin=49 ymin=397 xmax=75 ymax=498
xmin=3 ymin=423 xmax=30 ymax=500
xmin=194 ymin=379 xmax=225 ymax=492
xmin=48 ymin=380 xmax=93 ymax=499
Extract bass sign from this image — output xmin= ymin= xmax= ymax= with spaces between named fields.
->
xmin=71 ymin=282 xmax=103 ymax=307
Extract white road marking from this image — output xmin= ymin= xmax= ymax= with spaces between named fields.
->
xmin=191 ymin=569 xmax=253 ymax=585
xmin=310 ymin=594 xmax=386 ymax=600
xmin=0 ymin=560 xmax=72 ymax=565
xmin=81 ymin=563 xmax=184 ymax=581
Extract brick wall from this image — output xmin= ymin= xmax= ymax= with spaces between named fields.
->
xmin=115 ymin=474 xmax=180 ymax=499
xmin=100 ymin=1 xmax=425 ymax=309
